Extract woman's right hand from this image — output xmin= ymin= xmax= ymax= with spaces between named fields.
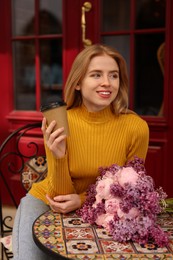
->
xmin=41 ymin=117 xmax=67 ymax=158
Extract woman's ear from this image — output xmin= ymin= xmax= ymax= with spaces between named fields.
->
xmin=75 ymin=83 xmax=80 ymax=90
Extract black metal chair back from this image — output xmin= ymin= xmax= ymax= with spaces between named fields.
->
xmin=0 ymin=122 xmax=43 ymax=260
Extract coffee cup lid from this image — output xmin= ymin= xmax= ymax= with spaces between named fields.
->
xmin=40 ymin=101 xmax=66 ymax=112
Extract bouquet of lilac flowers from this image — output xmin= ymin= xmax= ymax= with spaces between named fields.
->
xmin=77 ymin=157 xmax=169 ymax=247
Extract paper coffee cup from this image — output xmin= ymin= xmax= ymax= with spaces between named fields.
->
xmin=40 ymin=101 xmax=70 ymax=136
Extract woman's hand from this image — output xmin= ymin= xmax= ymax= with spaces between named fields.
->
xmin=46 ymin=194 xmax=81 ymax=214
xmin=41 ymin=117 xmax=67 ymax=158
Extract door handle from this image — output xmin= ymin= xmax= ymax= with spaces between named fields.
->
xmin=81 ymin=2 xmax=92 ymax=48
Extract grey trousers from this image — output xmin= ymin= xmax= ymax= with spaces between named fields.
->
xmin=12 ymin=193 xmax=57 ymax=260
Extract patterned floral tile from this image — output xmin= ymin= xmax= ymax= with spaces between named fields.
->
xmin=168 ymin=240 xmax=173 ymax=252
xmin=65 ymin=239 xmax=99 ymax=255
xmin=160 ymin=212 xmax=172 ymax=217
xmin=157 ymin=215 xmax=173 ymax=227
xmin=133 ymin=241 xmax=170 ymax=254
xmin=63 ymin=217 xmax=90 ymax=228
xmin=100 ymin=240 xmax=135 ymax=254
xmin=33 ymin=210 xmax=173 ymax=259
xmin=36 ymin=226 xmax=63 ymax=241
xmin=163 ymin=227 xmax=173 ymax=240
xmin=39 ymin=239 xmax=66 ymax=255
xmin=95 ymin=227 xmax=113 ymax=239
xmin=39 ymin=211 xmax=62 ymax=226
xmin=64 ymin=227 xmax=95 ymax=240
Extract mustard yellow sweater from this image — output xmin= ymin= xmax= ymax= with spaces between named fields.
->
xmin=29 ymin=105 xmax=149 ymax=205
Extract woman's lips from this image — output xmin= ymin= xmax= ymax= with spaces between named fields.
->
xmin=97 ymin=91 xmax=111 ymax=98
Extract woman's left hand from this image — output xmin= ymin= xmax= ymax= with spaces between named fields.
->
xmin=46 ymin=194 xmax=81 ymax=214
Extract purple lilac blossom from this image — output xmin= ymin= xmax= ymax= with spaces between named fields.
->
xmin=77 ymin=157 xmax=169 ymax=247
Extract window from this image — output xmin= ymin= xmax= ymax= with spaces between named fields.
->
xmin=12 ymin=0 xmax=63 ymax=111
xmin=100 ymin=0 xmax=166 ymax=116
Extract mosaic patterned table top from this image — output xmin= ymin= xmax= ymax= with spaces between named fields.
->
xmin=33 ymin=210 xmax=173 ymax=260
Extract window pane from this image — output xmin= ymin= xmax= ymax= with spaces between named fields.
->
xmin=13 ymin=41 xmax=36 ymax=110
xmin=134 ymin=34 xmax=165 ymax=116
xmin=101 ymin=0 xmax=130 ymax=31
xmin=135 ymin=0 xmax=166 ymax=29
xmin=39 ymin=0 xmax=62 ymax=34
xmin=12 ymin=0 xmax=35 ymax=36
xmin=12 ymin=0 xmax=63 ymax=111
xmin=101 ymin=36 xmax=130 ymax=75
xmin=40 ymin=39 xmax=63 ymax=106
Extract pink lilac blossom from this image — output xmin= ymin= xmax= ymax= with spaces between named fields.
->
xmin=77 ymin=156 xmax=169 ymax=247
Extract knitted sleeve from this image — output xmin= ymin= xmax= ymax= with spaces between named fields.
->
xmin=126 ymin=117 xmax=149 ymax=162
xmin=45 ymin=143 xmax=76 ymax=198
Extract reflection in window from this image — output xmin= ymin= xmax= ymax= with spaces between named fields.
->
xmin=100 ymin=0 xmax=166 ymax=117
xmin=102 ymin=36 xmax=130 ymax=75
xmin=40 ymin=39 xmax=62 ymax=89
xmin=40 ymin=39 xmax=63 ymax=106
xmin=14 ymin=41 xmax=36 ymax=110
xmin=12 ymin=3 xmax=63 ymax=110
xmin=40 ymin=0 xmax=62 ymax=34
xmin=134 ymin=0 xmax=166 ymax=116
xmin=136 ymin=0 xmax=166 ymax=29
xmin=134 ymin=34 xmax=165 ymax=116
xmin=12 ymin=0 xmax=35 ymax=36
xmin=101 ymin=0 xmax=130 ymax=31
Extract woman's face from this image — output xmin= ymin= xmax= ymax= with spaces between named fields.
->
xmin=76 ymin=55 xmax=120 ymax=112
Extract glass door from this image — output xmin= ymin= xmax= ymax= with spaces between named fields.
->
xmin=12 ymin=0 xmax=63 ymax=111
xmin=100 ymin=0 xmax=166 ymax=117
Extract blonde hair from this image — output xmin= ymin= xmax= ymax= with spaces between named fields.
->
xmin=64 ymin=44 xmax=129 ymax=114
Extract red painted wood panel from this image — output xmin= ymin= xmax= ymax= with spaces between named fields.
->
xmin=0 ymin=0 xmax=173 ymax=204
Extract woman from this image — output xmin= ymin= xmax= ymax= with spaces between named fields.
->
xmin=12 ymin=44 xmax=149 ymax=260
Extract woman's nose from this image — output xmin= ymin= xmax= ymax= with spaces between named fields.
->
xmin=101 ymin=75 xmax=110 ymax=86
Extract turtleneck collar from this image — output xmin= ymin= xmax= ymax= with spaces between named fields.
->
xmin=75 ymin=104 xmax=115 ymax=123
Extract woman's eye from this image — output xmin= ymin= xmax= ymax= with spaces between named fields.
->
xmin=91 ymin=73 xmax=101 ymax=78
xmin=109 ymin=73 xmax=118 ymax=79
